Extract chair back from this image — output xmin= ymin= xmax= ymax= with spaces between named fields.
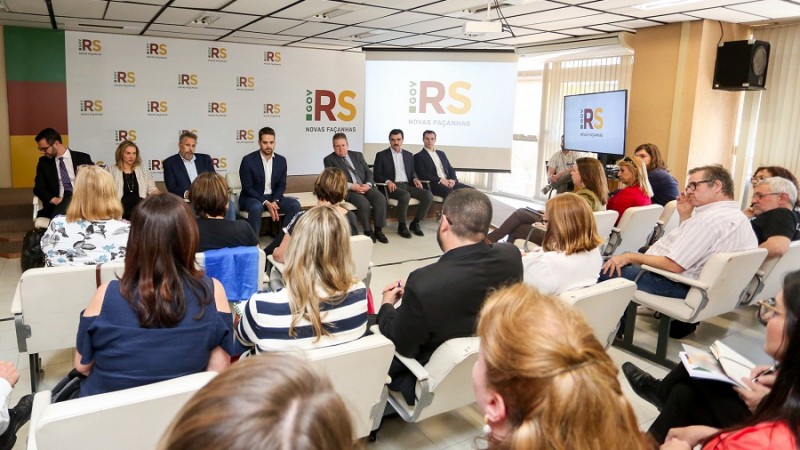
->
xmin=302 ymin=334 xmax=395 ymax=438
xmin=15 ymin=262 xmax=125 ymax=354
xmin=747 ymin=240 xmax=800 ymax=305
xmin=606 ymin=204 xmax=663 ymax=255
xmin=28 ymin=372 xmax=217 ymax=450
xmin=225 ymin=172 xmax=242 ymax=196
xmin=660 ymin=200 xmax=679 ymax=236
xmin=559 ymin=278 xmax=637 ymax=348
xmin=350 ymin=235 xmax=373 ymax=282
xmin=689 ymin=248 xmax=768 ymax=321
xmin=594 ymin=210 xmax=618 ymax=245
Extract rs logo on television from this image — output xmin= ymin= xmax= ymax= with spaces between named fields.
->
xmin=305 ymin=90 xmax=356 ymax=122
xmin=580 ymin=108 xmax=604 ymax=130
xmin=409 ymin=81 xmax=471 ymax=115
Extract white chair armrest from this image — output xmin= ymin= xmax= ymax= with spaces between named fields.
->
xmin=393 ymin=353 xmax=431 ymax=382
xmin=27 ymin=390 xmax=54 ymax=450
xmin=11 ymin=283 xmax=21 ymax=315
xmin=640 ymin=264 xmax=710 ymax=290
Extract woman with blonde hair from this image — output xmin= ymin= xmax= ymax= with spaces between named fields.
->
xmin=267 ymin=167 xmax=358 ymax=261
xmin=608 ymin=155 xmax=653 ymax=224
xmin=40 ymin=165 xmax=129 ymax=266
xmin=108 ymin=140 xmax=159 ymax=219
xmin=236 ymin=205 xmax=368 ymax=352
xmin=159 ymin=354 xmax=355 ymax=450
xmin=522 ymin=193 xmax=603 ymax=294
xmin=473 ymin=283 xmax=652 ymax=450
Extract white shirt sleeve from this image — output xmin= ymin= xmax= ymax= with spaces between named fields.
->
xmin=0 ymin=377 xmax=13 ymax=435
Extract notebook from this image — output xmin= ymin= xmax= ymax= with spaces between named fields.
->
xmin=679 ymin=341 xmax=755 ymax=389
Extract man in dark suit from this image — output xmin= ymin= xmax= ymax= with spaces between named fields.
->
xmin=238 ymin=127 xmax=301 ymax=235
xmin=163 ymin=131 xmax=236 ymax=220
xmin=373 ymin=129 xmax=433 ymax=238
xmin=378 ymin=189 xmax=522 ymax=404
xmin=413 ymin=129 xmax=472 ymax=199
xmin=323 ymin=132 xmax=389 ymax=243
xmin=33 ymin=128 xmax=94 ymax=218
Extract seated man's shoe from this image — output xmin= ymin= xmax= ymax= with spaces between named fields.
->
xmin=0 ymin=394 xmax=33 ymax=449
xmin=669 ymin=320 xmax=698 ymax=339
xmin=373 ymin=229 xmax=389 ymax=244
xmin=398 ymin=224 xmax=412 ymax=239
xmin=365 ymin=230 xmax=377 ymax=243
xmin=409 ymin=221 xmax=424 ymax=236
xmin=622 ymin=362 xmax=663 ymax=410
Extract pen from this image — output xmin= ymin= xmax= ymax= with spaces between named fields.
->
xmin=752 ymin=365 xmax=777 ymax=383
xmin=397 ymin=281 xmax=401 ymax=288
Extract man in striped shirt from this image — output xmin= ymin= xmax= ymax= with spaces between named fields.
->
xmin=601 ymin=165 xmax=758 ymax=338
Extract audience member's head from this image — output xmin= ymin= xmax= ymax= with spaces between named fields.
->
xmin=572 ymin=157 xmax=609 ymax=205
xmin=314 ymin=167 xmax=348 ymax=205
xmin=284 ymin=205 xmax=354 ymax=341
xmin=189 ymin=172 xmax=229 ymax=218
xmin=114 ymin=140 xmax=142 ymax=170
xmin=474 ymin=283 xmax=648 ymax=449
xmin=66 ymin=165 xmax=123 ymax=222
xmin=687 ymin=164 xmax=735 ymax=200
xmin=542 ymin=193 xmax=602 ymax=255
xmin=440 ymin=188 xmax=492 ymax=245
xmin=634 ymin=143 xmax=668 ymax=171
xmin=752 ymin=177 xmax=798 ymax=215
xmin=751 ymin=165 xmax=800 ymax=208
xmin=159 ymin=354 xmax=354 ymax=450
xmin=616 ymin=155 xmax=653 ymax=197
xmin=122 ymin=193 xmax=207 ymax=328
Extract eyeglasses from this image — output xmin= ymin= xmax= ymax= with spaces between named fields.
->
xmin=685 ymin=179 xmax=714 ymax=191
xmin=752 ymin=192 xmax=781 ymax=201
xmin=756 ymin=298 xmax=782 ymax=326
xmin=38 ymin=143 xmax=54 ymax=152
xmin=750 ymin=175 xmax=768 ymax=186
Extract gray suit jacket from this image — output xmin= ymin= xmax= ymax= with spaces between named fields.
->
xmin=323 ymin=151 xmax=375 ymax=185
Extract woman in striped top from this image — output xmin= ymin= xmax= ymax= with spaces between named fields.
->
xmin=236 ymin=205 xmax=368 ymax=353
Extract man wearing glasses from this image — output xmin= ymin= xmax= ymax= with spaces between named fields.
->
xmin=601 ymin=165 xmax=757 ymax=338
xmin=33 ymin=128 xmax=94 ymax=218
xmin=748 ymin=177 xmax=800 ymax=257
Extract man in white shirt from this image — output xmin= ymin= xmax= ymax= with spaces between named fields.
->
xmin=541 ymin=135 xmax=579 ymax=195
xmin=0 ymin=361 xmax=32 ymax=449
xmin=413 ymin=130 xmax=471 ymax=199
xmin=601 ymin=164 xmax=758 ymax=337
xmin=373 ymin=129 xmax=433 ymax=238
xmin=238 ymin=127 xmax=301 ymax=235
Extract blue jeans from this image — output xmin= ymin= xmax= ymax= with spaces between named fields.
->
xmin=609 ymin=264 xmax=690 ymax=298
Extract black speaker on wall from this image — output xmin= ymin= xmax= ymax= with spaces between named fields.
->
xmin=713 ymin=40 xmax=770 ymax=91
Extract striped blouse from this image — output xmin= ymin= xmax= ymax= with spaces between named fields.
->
xmin=236 ymin=281 xmax=368 ymax=353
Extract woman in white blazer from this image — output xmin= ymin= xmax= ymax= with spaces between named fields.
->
xmin=108 ymin=140 xmax=159 ymax=219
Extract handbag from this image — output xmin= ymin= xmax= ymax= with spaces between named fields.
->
xmin=20 ymin=227 xmax=47 ymax=272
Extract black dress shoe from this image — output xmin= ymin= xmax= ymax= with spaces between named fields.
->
xmin=374 ymin=229 xmax=389 ymax=244
xmin=398 ymin=224 xmax=412 ymax=239
xmin=0 ymin=394 xmax=33 ymax=450
xmin=622 ymin=362 xmax=663 ymax=410
xmin=365 ymin=230 xmax=376 ymax=243
xmin=409 ymin=221 xmax=424 ymax=236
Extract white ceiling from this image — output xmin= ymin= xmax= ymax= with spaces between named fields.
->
xmin=0 ymin=0 xmax=797 ymax=51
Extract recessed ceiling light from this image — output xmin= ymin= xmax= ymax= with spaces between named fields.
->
xmin=633 ymin=0 xmax=704 ymax=10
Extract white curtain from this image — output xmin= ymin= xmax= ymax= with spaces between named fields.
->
xmin=737 ymin=24 xmax=800 ymax=193
xmin=537 ymin=55 xmax=634 ymax=196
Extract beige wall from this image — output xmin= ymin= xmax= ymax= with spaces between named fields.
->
xmin=628 ymin=20 xmax=750 ymax=187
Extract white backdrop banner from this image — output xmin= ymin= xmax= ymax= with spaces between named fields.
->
xmin=65 ymin=31 xmax=365 ymax=179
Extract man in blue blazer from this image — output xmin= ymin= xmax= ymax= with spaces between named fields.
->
xmin=323 ymin=132 xmax=389 ymax=243
xmin=373 ymin=129 xmax=432 ymax=238
xmin=33 ymin=128 xmax=94 ymax=218
xmin=238 ymin=127 xmax=300 ymax=235
xmin=163 ymin=131 xmax=236 ymax=220
xmin=413 ymin=130 xmax=471 ymax=199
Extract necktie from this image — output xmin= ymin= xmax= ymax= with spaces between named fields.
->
xmin=58 ymin=157 xmax=73 ymax=192
xmin=342 ymin=157 xmax=362 ymax=184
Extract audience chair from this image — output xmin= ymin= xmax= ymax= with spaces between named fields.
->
xmin=32 ymin=196 xmax=50 ymax=229
xmin=594 ymin=209 xmax=620 ymax=253
xmin=27 ymin=371 xmax=217 ymax=450
xmin=645 ymin=200 xmax=678 ymax=247
xmin=266 ymin=234 xmax=374 ymax=291
xmin=741 ymin=240 xmax=800 ymax=306
xmin=301 ymin=334 xmax=395 ymax=439
xmin=371 ymin=326 xmax=480 ymax=423
xmin=12 ymin=262 xmax=125 ymax=392
xmin=615 ymin=248 xmax=768 ymax=367
xmin=558 ymin=278 xmax=637 ymax=348
xmin=602 ymin=204 xmax=664 ymax=258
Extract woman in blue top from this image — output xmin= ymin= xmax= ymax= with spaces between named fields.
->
xmin=75 ymin=193 xmax=233 ymax=397
xmin=634 ymin=143 xmax=679 ymax=206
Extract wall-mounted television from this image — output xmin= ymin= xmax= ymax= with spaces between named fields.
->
xmin=563 ymin=90 xmax=628 ymax=157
